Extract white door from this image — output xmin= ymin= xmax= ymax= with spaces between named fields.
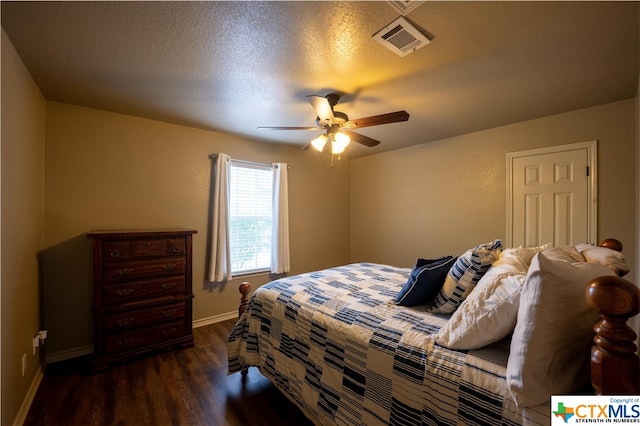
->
xmin=506 ymin=141 xmax=597 ymax=248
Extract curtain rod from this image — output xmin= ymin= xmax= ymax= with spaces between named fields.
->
xmin=209 ymin=154 xmax=289 ymax=169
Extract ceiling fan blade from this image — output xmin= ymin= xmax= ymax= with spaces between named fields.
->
xmin=258 ymin=126 xmax=320 ymax=131
xmin=342 ymin=130 xmax=380 ymax=148
xmin=346 ymin=111 xmax=409 ymax=129
xmin=306 ymin=95 xmax=335 ymax=122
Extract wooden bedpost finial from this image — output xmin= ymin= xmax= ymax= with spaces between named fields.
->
xmin=585 ymin=275 xmax=640 ymax=395
xmin=238 ymin=282 xmax=251 ymax=317
xmin=599 ymin=238 xmax=623 ymax=252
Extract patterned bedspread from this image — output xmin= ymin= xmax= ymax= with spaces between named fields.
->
xmin=228 ymin=263 xmax=549 ymax=426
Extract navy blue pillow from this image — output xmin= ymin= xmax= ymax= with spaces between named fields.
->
xmin=396 ymin=256 xmax=457 ymax=307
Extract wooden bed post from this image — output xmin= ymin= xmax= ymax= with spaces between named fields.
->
xmin=585 ymin=275 xmax=640 ymax=395
xmin=238 ymin=282 xmax=252 ymax=377
xmin=238 ymin=282 xmax=251 ymax=317
xmin=599 ymin=238 xmax=623 ymax=253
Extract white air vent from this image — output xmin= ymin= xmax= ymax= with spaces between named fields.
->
xmin=387 ymin=1 xmax=426 ymax=16
xmin=372 ymin=16 xmax=430 ymax=57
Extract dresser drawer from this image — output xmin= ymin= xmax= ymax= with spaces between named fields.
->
xmin=103 ymin=258 xmax=186 ymax=282
xmin=104 ymin=302 xmax=186 ymax=334
xmin=105 ymin=321 xmax=186 ymax=353
xmin=102 ymin=237 xmax=186 ymax=262
xmin=104 ymin=242 xmax=130 ymax=261
xmin=131 ymin=239 xmax=168 ymax=257
xmin=103 ymin=276 xmax=186 ymax=305
xmin=168 ymin=238 xmax=186 ymax=256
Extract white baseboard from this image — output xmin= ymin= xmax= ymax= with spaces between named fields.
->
xmin=46 ymin=344 xmax=93 ymax=364
xmin=193 ymin=311 xmax=238 ymax=328
xmin=12 ymin=364 xmax=44 ymax=426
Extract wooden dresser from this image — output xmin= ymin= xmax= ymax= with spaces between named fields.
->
xmin=88 ymin=229 xmax=197 ymax=370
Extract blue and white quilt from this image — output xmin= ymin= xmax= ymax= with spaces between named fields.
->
xmin=228 ymin=263 xmax=549 ymax=426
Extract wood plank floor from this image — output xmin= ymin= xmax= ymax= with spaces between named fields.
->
xmin=24 ymin=319 xmax=314 ymax=426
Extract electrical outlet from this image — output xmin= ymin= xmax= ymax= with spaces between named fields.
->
xmin=33 ymin=335 xmax=40 ymax=355
xmin=21 ymin=353 xmax=27 ymax=376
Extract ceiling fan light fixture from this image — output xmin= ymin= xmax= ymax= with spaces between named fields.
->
xmin=260 ymin=92 xmax=408 ymax=159
xmin=310 ymin=134 xmax=328 ymax=152
xmin=332 ymin=132 xmax=350 ymax=154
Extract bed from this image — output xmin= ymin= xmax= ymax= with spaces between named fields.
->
xmin=227 ymin=239 xmax=639 ymax=426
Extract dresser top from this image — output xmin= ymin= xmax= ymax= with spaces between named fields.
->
xmin=87 ymin=229 xmax=197 ymax=239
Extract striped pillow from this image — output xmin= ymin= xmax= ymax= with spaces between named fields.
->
xmin=431 ymin=239 xmax=502 ymax=314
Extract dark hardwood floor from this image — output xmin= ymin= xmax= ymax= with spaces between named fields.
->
xmin=24 ymin=319 xmax=314 ymax=426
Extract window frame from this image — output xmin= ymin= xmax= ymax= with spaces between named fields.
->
xmin=227 ymin=159 xmax=273 ymax=276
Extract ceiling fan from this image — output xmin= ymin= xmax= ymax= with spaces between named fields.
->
xmin=258 ymin=93 xmax=410 ymax=155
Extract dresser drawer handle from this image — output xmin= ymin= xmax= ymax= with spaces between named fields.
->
xmin=117 ymin=268 xmax=135 ymax=275
xmin=161 ymin=282 xmax=177 ymax=290
xmin=109 ymin=250 xmax=121 ymax=258
xmin=117 ymin=337 xmax=136 ymax=346
xmin=171 ymin=246 xmax=183 ymax=254
xmin=163 ymin=263 xmax=176 ymax=271
xmin=161 ymin=327 xmax=178 ymax=336
xmin=163 ymin=309 xmax=177 ymax=317
xmin=115 ymin=288 xmax=134 ymax=297
xmin=116 ymin=318 xmax=134 ymax=327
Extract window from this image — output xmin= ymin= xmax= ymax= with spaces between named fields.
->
xmin=228 ymin=160 xmax=273 ymax=274
xmin=208 ymin=153 xmax=288 ymax=283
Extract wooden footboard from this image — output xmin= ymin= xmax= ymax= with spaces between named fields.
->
xmin=586 ymin=275 xmax=640 ymax=395
xmin=585 ymin=238 xmax=639 ymax=395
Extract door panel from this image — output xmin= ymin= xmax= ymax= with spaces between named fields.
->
xmin=511 ymin=148 xmax=589 ymax=247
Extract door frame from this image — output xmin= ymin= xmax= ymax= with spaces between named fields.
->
xmin=505 ymin=140 xmax=598 ymax=247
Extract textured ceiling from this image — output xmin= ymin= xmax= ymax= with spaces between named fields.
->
xmin=2 ymin=1 xmax=639 ymax=158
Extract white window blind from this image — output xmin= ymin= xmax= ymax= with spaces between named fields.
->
xmin=228 ymin=160 xmax=273 ymax=274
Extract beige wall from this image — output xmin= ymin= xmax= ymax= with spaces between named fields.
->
xmin=3 ymin=24 xmax=638 ymax=423
xmin=351 ymin=99 xmax=637 ymax=277
xmin=42 ymin=101 xmax=351 ymax=355
xmin=1 ymin=30 xmax=47 ymax=425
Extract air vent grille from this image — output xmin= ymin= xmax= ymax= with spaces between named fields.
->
xmin=387 ymin=1 xmax=426 ymax=16
xmin=373 ymin=16 xmax=430 ymax=57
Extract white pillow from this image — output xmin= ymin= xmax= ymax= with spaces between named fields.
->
xmin=436 ymin=266 xmax=525 ymax=349
xmin=436 ymin=246 xmax=545 ymax=350
xmin=431 ymin=239 xmax=502 ymax=314
xmin=506 ymin=252 xmax=615 ymax=407
xmin=575 ymin=243 xmax=629 ymax=277
xmin=496 ymin=244 xmax=551 ymax=270
xmin=540 ymin=245 xmax=585 ymax=263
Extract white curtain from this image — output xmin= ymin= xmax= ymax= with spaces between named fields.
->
xmin=208 ymin=153 xmax=232 ymax=282
xmin=271 ymin=163 xmax=290 ymax=274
